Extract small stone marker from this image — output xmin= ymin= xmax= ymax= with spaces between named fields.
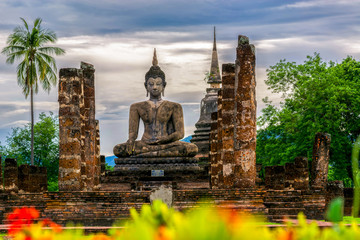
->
xmin=151 ymin=170 xmax=164 ymax=177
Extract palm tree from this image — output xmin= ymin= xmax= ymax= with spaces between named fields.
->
xmin=1 ymin=18 xmax=65 ymax=165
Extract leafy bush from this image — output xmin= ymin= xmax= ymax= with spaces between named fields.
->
xmin=6 ymin=201 xmax=360 ymax=240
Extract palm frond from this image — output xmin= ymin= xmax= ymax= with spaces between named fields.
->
xmin=5 ymin=50 xmax=27 ymax=64
xmin=20 ymin=18 xmax=29 ymax=31
xmin=35 ymin=54 xmax=57 ymax=90
xmin=16 ymin=60 xmax=29 ymax=97
xmin=38 ymin=47 xmax=65 ymax=56
xmin=34 ymin=18 xmax=42 ymax=29
xmin=37 ymin=52 xmax=57 ymax=70
xmin=2 ymin=45 xmax=26 ymax=53
xmin=39 ymin=29 xmax=57 ymax=44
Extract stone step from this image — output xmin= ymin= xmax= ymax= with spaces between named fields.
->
xmin=265 ymin=190 xmax=303 ymax=196
xmin=268 ymin=214 xmax=299 ymax=222
xmin=264 ymin=196 xmax=302 ymax=202
xmin=268 ymin=208 xmax=305 ymax=215
xmin=263 ymin=201 xmax=304 ymax=208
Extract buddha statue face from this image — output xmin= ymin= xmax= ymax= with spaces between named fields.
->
xmin=146 ymin=77 xmax=164 ymax=98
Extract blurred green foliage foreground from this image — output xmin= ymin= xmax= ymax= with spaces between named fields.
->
xmin=6 ymin=200 xmax=360 ymax=240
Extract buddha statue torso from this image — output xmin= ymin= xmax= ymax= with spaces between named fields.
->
xmin=133 ymin=100 xmax=180 ymax=143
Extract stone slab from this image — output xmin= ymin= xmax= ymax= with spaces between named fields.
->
xmin=114 ymin=157 xmax=198 ymax=164
xmin=114 ymin=163 xmax=203 ymax=173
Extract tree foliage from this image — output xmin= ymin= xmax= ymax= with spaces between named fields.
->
xmin=0 ymin=112 xmax=59 ymax=186
xmin=257 ymin=53 xmax=360 ymax=184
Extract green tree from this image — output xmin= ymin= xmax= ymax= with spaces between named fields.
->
xmin=0 ymin=112 xmax=59 ymax=190
xmin=257 ymin=53 xmax=360 ymax=185
xmin=1 ymin=18 xmax=65 ymax=165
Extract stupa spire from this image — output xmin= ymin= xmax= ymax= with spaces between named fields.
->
xmin=208 ymin=26 xmax=221 ymax=85
xmin=213 ymin=26 xmax=216 ymax=51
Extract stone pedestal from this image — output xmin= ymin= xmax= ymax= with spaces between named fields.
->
xmin=104 ymin=157 xmax=207 ymax=190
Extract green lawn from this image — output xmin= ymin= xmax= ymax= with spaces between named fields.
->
xmin=342 ymin=216 xmax=360 ymax=224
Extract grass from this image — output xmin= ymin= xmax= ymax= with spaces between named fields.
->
xmin=342 ymin=216 xmax=360 ymax=224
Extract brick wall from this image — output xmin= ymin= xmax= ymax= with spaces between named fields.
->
xmin=0 ymin=188 xmax=331 ymax=226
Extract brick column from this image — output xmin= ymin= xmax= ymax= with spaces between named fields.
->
xmin=59 ymin=63 xmax=100 ymax=191
xmin=216 ymin=90 xmax=223 ymax=187
xmin=80 ymin=62 xmax=97 ymax=190
xmin=233 ymin=35 xmax=257 ymax=188
xmin=94 ymin=120 xmax=101 ymax=189
xmin=58 ymin=68 xmax=83 ymax=191
xmin=220 ymin=64 xmax=236 ymax=188
xmin=4 ymin=158 xmax=18 ymax=192
xmin=0 ymin=156 xmax=3 ymax=192
xmin=100 ymin=155 xmax=106 ymax=177
xmin=210 ymin=111 xmax=218 ymax=188
xmin=311 ymin=132 xmax=331 ymax=189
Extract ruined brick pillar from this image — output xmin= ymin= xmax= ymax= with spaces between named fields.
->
xmin=100 ymin=155 xmax=106 ymax=177
xmin=215 ymin=90 xmax=223 ymax=187
xmin=0 ymin=156 xmax=3 ymax=192
xmin=80 ymin=62 xmax=97 ymax=190
xmin=59 ymin=62 xmax=100 ymax=191
xmin=210 ymin=111 xmax=219 ymax=188
xmin=220 ymin=64 xmax=236 ymax=188
xmin=233 ymin=35 xmax=256 ymax=188
xmin=4 ymin=158 xmax=18 ymax=192
xmin=58 ymin=67 xmax=83 ymax=191
xmin=311 ymin=132 xmax=331 ymax=189
xmin=95 ymin=120 xmax=101 ymax=188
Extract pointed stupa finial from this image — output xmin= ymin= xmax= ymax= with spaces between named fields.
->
xmin=208 ymin=26 xmax=221 ymax=85
xmin=152 ymin=48 xmax=158 ymax=66
xmin=213 ymin=26 xmax=216 ymax=51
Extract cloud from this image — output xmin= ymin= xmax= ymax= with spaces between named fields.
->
xmin=275 ymin=0 xmax=360 ymax=10
xmin=0 ymin=0 xmax=360 ymax=155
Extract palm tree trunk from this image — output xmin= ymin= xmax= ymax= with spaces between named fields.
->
xmin=30 ymin=86 xmax=34 ymax=165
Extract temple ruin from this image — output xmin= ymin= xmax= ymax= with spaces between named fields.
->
xmin=0 ymin=33 xmax=353 ymax=227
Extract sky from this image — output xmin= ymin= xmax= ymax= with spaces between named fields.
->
xmin=0 ymin=0 xmax=360 ymax=156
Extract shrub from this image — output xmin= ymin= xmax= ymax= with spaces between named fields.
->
xmin=6 ymin=201 xmax=360 ymax=240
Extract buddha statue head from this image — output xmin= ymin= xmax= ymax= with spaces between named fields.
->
xmin=145 ymin=49 xmax=166 ymax=97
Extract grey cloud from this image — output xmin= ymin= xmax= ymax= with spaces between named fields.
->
xmin=1 ymin=0 xmax=360 ymax=155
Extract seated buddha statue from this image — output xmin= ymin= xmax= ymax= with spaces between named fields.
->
xmin=113 ymin=49 xmax=198 ymax=158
